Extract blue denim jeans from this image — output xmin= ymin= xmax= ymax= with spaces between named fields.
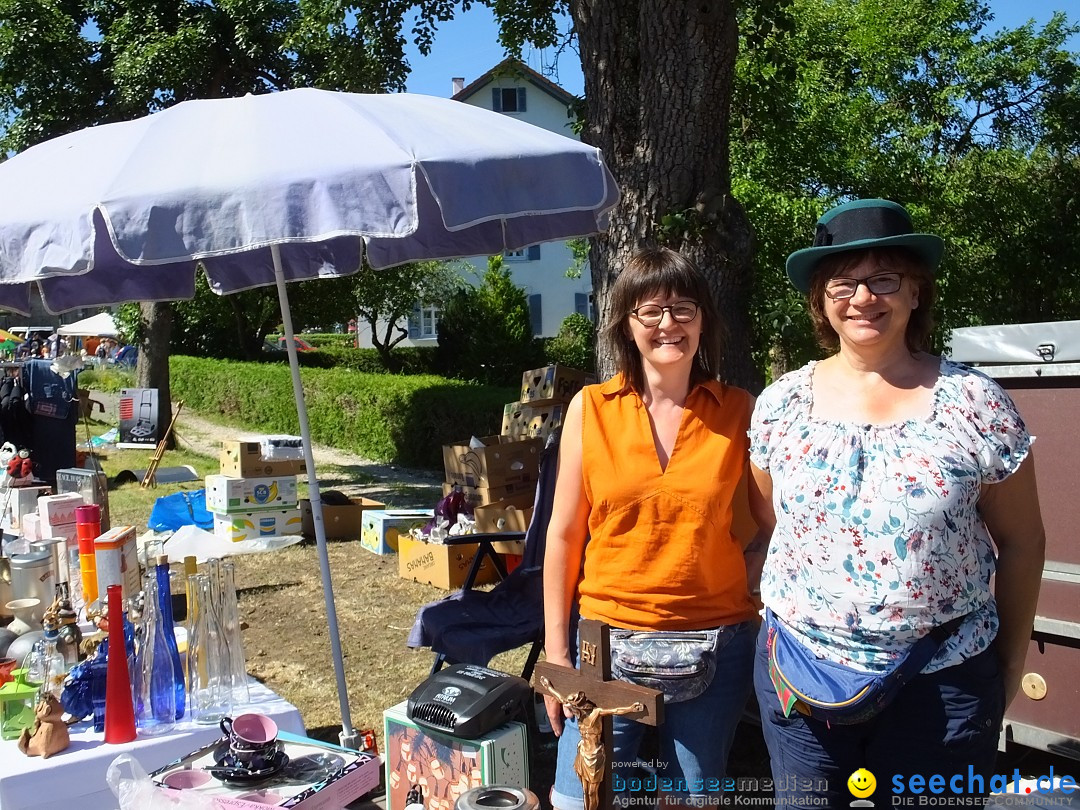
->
xmin=753 ymin=623 xmax=1005 ymax=806
xmin=550 ymin=621 xmax=755 ymax=810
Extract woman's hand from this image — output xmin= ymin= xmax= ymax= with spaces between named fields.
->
xmin=542 ymin=655 xmax=576 ymax=736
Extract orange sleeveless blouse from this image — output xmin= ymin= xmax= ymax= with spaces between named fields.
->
xmin=577 ymin=375 xmax=756 ymax=630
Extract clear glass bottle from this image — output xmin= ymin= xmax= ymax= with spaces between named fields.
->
xmin=220 ymin=561 xmax=250 ymax=706
xmin=186 ymin=573 xmax=231 ymax=724
xmin=134 ymin=573 xmax=176 ymax=736
xmin=155 ymin=557 xmax=186 ymax=719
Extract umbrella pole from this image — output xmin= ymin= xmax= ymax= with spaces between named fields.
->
xmin=271 ymin=243 xmax=359 ymax=749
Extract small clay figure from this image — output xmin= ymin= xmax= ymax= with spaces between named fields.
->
xmin=17 ymin=694 xmax=70 ymax=758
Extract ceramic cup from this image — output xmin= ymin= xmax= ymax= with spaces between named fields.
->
xmin=162 ymin=769 xmax=212 ymax=790
xmin=221 ymin=713 xmax=279 ymax=769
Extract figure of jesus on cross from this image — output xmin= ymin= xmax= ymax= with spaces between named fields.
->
xmin=534 ymin=619 xmax=664 ymax=810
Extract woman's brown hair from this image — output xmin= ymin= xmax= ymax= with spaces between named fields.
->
xmin=807 ymin=246 xmax=936 ymax=353
xmin=599 ymin=246 xmax=725 ymax=393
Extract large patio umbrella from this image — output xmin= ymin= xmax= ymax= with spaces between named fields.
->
xmin=0 ymin=88 xmax=619 ymax=746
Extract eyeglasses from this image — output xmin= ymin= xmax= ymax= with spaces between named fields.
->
xmin=629 ymin=301 xmax=700 ymax=327
xmin=824 ymin=272 xmax=904 ymax=300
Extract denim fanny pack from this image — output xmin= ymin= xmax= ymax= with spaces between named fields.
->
xmin=609 ymin=625 xmax=737 ymax=703
xmin=765 ymin=608 xmax=967 ymax=725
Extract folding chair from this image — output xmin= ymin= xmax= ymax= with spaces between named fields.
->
xmin=407 ymin=429 xmax=561 ymax=680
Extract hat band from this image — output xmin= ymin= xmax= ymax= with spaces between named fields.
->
xmin=813 ymin=206 xmax=912 ymax=247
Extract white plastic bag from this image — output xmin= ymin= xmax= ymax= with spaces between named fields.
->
xmin=107 ymin=753 xmax=218 ymax=810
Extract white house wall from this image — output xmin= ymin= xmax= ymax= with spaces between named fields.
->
xmin=357 ymin=71 xmax=590 ymax=349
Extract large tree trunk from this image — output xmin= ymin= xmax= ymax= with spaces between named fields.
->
xmin=137 ymin=302 xmax=175 ymax=449
xmin=571 ymin=0 xmax=761 ymax=392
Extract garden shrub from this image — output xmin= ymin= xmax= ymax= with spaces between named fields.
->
xmin=545 ymin=313 xmax=596 ymax=373
xmin=168 ymin=355 xmax=516 ymax=468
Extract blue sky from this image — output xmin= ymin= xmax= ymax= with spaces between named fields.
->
xmin=403 ymin=2 xmax=1076 ymax=99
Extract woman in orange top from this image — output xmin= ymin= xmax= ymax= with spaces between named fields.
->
xmin=543 ymin=247 xmax=759 ymax=810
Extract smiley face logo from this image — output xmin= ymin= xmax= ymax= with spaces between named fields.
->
xmin=848 ymin=768 xmax=876 ymax=798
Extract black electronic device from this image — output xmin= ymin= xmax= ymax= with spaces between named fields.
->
xmin=406 ymin=664 xmax=531 ymax=739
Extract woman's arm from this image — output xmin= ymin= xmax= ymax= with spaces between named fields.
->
xmin=745 ymin=462 xmax=776 ymax=596
xmin=542 ymin=391 xmax=591 ymax=735
xmin=978 ymin=452 xmax=1045 ymax=709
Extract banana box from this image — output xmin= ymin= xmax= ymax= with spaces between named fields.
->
xmin=212 ymin=508 xmax=302 ymax=542
xmin=205 ymin=474 xmax=298 ymax=515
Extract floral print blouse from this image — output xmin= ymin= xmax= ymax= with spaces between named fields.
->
xmin=749 ymin=357 xmax=1032 ymax=673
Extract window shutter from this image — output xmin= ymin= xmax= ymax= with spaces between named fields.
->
xmin=527 ymin=244 xmax=541 ymax=261
xmin=528 ymin=294 xmax=543 ymax=336
xmin=491 ymin=88 xmax=502 ymax=112
xmin=407 ymin=305 xmax=421 ymax=338
xmin=517 ymin=87 xmax=527 ymax=112
xmin=574 ymin=293 xmax=589 ymax=316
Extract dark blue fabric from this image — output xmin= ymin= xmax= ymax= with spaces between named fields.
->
xmin=23 ymin=358 xmax=78 ymax=419
xmin=754 ymin=624 xmax=1004 ymax=805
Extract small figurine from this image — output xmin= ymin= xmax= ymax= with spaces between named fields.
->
xmin=3 ymin=447 xmax=32 ymax=486
xmin=17 ymin=694 xmax=70 ymax=758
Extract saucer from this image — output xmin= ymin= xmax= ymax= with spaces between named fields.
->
xmin=206 ymin=751 xmax=289 ymax=784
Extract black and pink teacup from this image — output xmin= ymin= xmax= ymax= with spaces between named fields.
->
xmin=220 ymin=713 xmax=280 ymax=770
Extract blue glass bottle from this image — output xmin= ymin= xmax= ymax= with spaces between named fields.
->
xmin=155 ymin=557 xmax=186 ymax=720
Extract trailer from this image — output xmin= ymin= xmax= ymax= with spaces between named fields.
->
xmin=949 ymin=321 xmax=1080 ymax=761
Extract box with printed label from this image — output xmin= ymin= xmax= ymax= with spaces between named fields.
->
xmin=519 ymin=364 xmax=595 ymax=406
xmin=219 ymin=440 xmax=306 ymax=478
xmin=473 ymin=498 xmax=535 ymax=534
xmin=397 ymin=536 xmax=498 ymax=590
xmin=94 ymin=525 xmax=140 ymax=602
xmin=383 ymin=700 xmax=528 ymax=810
xmin=442 ymin=435 xmax=542 ymax=489
xmin=300 ymin=496 xmax=386 ymax=540
xmin=205 ymin=474 xmax=299 ymax=514
xmin=360 ymin=509 xmax=433 ymax=555
xmin=442 ymin=481 xmax=536 ymax=509
xmin=37 ymin=492 xmax=84 ymax=527
xmin=55 ymin=468 xmax=111 ymax=531
xmin=212 ymin=509 xmax=302 ymax=542
xmin=501 ymin=402 xmax=564 ymax=442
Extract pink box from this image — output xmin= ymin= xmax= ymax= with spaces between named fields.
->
xmin=151 ymin=732 xmax=381 ymax=809
xmin=21 ymin=513 xmax=42 ymax=543
xmin=36 ymin=492 xmax=85 ymax=526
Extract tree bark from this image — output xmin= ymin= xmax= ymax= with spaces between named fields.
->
xmin=137 ymin=302 xmax=176 ymax=450
xmin=571 ymin=0 xmax=761 ymax=392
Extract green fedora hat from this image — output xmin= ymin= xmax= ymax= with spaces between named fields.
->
xmin=786 ymin=198 xmax=944 ymax=293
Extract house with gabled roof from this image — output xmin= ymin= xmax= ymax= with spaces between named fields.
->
xmin=355 ymin=59 xmax=594 ymax=349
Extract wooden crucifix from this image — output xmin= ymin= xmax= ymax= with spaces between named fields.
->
xmin=533 ymin=619 xmax=664 ymax=810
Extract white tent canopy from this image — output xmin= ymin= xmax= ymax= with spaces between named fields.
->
xmin=57 ymin=311 xmax=118 ymax=337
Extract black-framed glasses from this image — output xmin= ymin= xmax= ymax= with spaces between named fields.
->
xmin=824 ymin=272 xmax=904 ymax=300
xmin=630 ymin=301 xmax=700 ymax=327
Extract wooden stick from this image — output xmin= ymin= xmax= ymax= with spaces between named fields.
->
xmin=141 ymin=400 xmax=184 ymax=489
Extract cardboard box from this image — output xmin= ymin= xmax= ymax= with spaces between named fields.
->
xmin=300 ymin=496 xmax=386 ymax=541
xmin=519 ymin=364 xmax=595 ymax=406
xmin=219 ymin=440 xmax=306 ymax=478
xmin=5 ymin=486 xmax=50 ymax=530
xmin=383 ymin=700 xmax=528 ymax=810
xmin=212 ymin=509 xmax=302 ymax=542
xmin=473 ymin=498 xmax=534 ymax=534
xmin=151 ymin=730 xmax=381 ymax=809
xmin=397 ymin=536 xmax=499 ymax=589
xmin=360 ymin=508 xmax=433 ymax=555
xmin=442 ymin=481 xmax=536 ymax=509
xmin=442 ymin=435 xmax=542 ymax=489
xmin=501 ymin=401 xmax=564 ymax=441
xmin=55 ymin=467 xmax=111 ymax=531
xmin=206 ymin=474 xmax=299 ymax=514
xmin=36 ymin=492 xmax=84 ymax=526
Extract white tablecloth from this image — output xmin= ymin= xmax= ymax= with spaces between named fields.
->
xmin=0 ymin=679 xmax=305 ymax=810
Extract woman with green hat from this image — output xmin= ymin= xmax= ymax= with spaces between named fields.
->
xmin=745 ymin=198 xmax=1045 ymax=803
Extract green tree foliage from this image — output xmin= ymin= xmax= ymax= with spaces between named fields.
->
xmin=733 ymin=0 xmax=1080 ymax=372
xmin=545 ymin=312 xmax=596 ymax=373
xmin=436 ymin=255 xmax=543 ymax=385
xmin=352 ymin=260 xmax=464 ymax=368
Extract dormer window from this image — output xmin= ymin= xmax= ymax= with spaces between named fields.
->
xmin=492 ymin=87 xmax=527 ymax=113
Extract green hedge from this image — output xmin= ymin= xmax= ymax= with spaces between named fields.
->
xmin=168 ymin=356 xmax=516 ymax=469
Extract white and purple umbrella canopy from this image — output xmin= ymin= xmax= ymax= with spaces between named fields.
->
xmin=0 ymin=88 xmax=619 ymax=745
